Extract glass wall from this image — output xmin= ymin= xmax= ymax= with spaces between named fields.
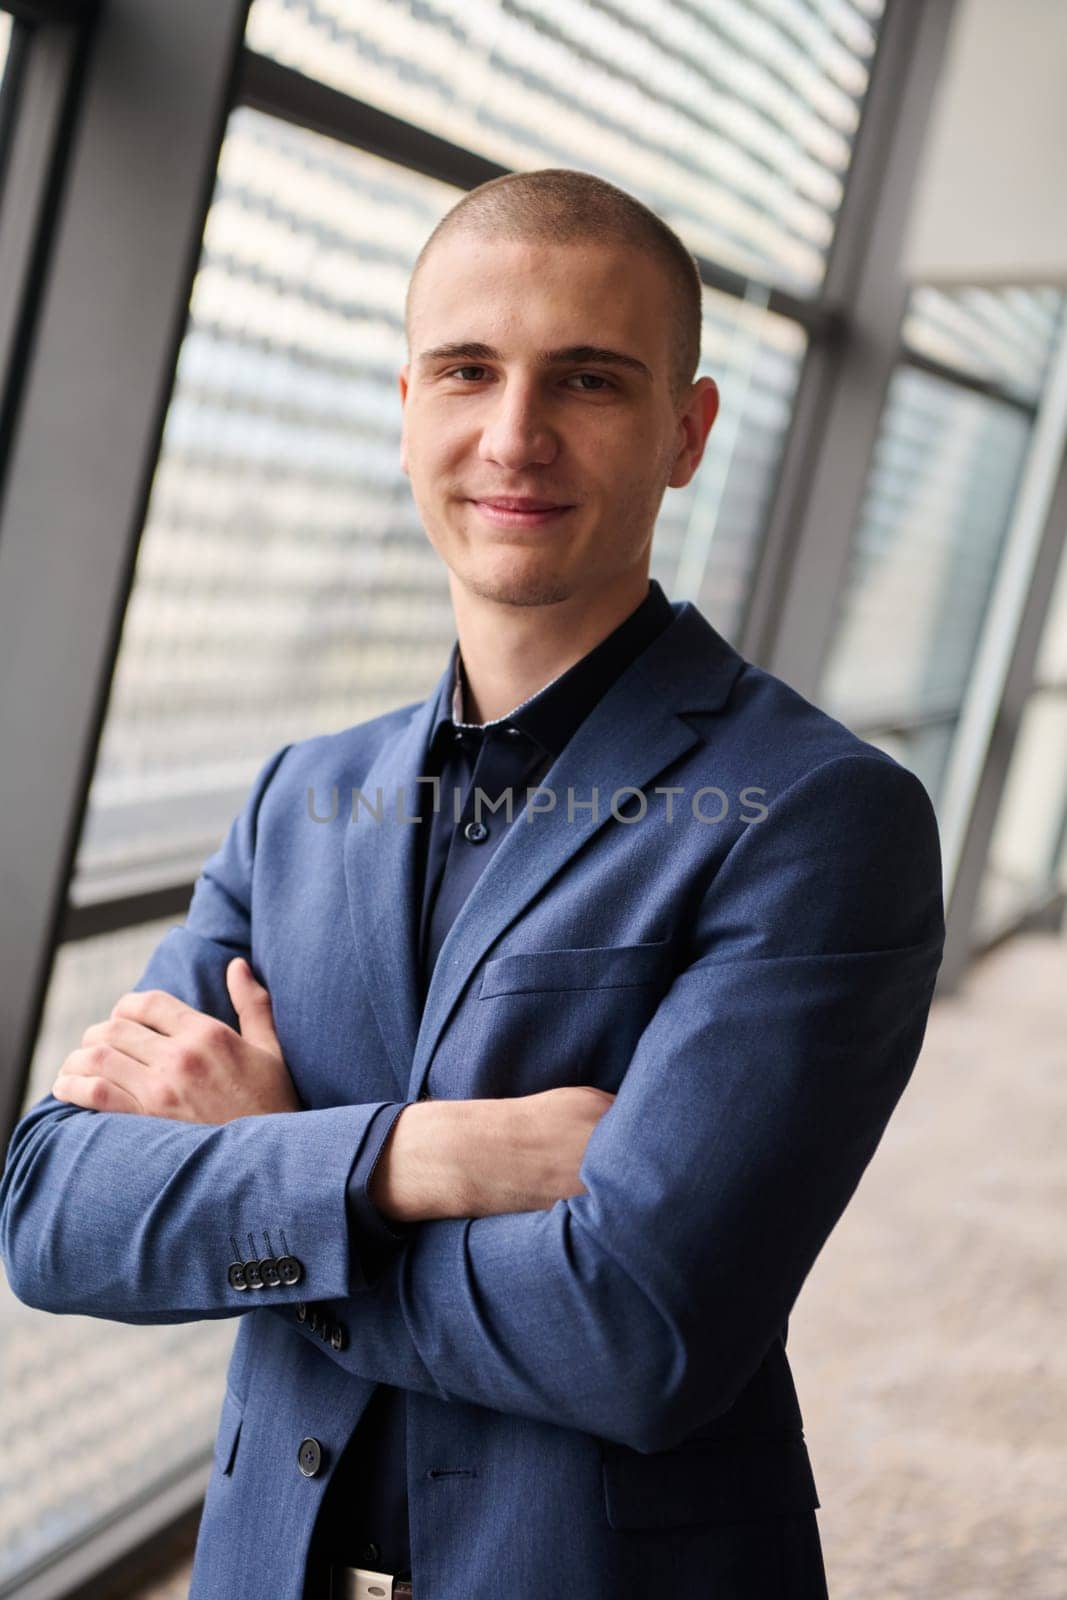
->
xmin=4 ymin=0 xmax=890 ymax=1590
xmin=974 ymin=529 xmax=1067 ymax=939
xmin=71 ymin=105 xmax=813 ymax=903
xmin=817 ymin=287 xmax=1067 ymax=805
xmin=247 ymin=0 xmax=885 ymax=297
xmin=1 ymin=920 xmax=235 ymax=1586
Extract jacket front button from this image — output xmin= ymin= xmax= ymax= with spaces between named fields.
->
xmin=297 ymin=1436 xmax=323 ymax=1477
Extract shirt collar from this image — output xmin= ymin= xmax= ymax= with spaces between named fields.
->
xmin=428 ymin=577 xmax=675 ymax=760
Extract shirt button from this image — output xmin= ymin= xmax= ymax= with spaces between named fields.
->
xmin=297 ymin=1436 xmax=323 ymax=1477
xmin=464 ymin=820 xmax=489 ymax=843
xmin=417 ymin=1087 xmax=432 ymax=1101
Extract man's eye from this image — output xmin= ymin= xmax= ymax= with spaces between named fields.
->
xmin=449 ymin=365 xmax=487 ymax=381
xmin=570 ymin=373 xmax=611 ymax=391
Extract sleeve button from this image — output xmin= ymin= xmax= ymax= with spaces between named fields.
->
xmin=278 ymin=1255 xmax=304 ymax=1286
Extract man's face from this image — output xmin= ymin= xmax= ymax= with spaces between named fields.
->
xmin=398 ymin=231 xmax=718 ymax=609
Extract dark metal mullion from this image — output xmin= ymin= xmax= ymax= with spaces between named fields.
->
xmin=692 ymin=249 xmax=838 ymax=337
xmin=236 ymin=50 xmax=507 ymax=192
xmin=0 ymin=0 xmax=251 ymax=1146
xmin=59 ymin=881 xmax=196 ymax=944
xmin=0 ymin=14 xmax=95 ymax=493
xmin=739 ymin=0 xmax=959 ymax=686
xmin=899 ymin=346 xmax=1040 ymax=417
xmin=1 ymin=0 xmax=94 ymax=23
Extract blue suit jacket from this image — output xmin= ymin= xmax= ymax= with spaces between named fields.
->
xmin=0 ymin=597 xmax=945 ymax=1599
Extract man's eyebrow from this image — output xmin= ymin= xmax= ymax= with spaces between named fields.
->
xmin=416 ymin=341 xmax=653 ymax=381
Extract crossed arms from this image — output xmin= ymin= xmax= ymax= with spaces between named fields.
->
xmin=0 ymin=744 xmax=945 ymax=1452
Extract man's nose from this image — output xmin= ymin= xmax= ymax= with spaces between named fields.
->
xmin=478 ymin=381 xmax=558 ymax=468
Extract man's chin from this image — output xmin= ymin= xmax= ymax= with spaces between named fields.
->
xmin=466 ymin=574 xmax=573 ymax=608
xmin=458 ymin=560 xmax=575 ymax=609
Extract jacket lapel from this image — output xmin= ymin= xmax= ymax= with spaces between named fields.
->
xmin=405 ymin=602 xmax=745 ymax=1101
xmin=343 ymin=600 xmax=744 ymax=1104
xmin=342 ymin=658 xmax=453 ymax=1099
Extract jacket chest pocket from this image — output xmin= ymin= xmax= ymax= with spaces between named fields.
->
xmin=473 ymin=939 xmax=675 ymax=1096
xmin=479 ymin=938 xmax=675 ymax=998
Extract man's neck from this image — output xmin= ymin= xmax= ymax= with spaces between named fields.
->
xmin=451 ymin=570 xmax=651 ymax=725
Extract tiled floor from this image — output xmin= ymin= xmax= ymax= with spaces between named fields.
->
xmin=789 ymin=921 xmax=1067 ymax=1600
xmin=132 ymin=923 xmax=1066 ymax=1599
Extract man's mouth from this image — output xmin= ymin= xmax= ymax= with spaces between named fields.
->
xmin=468 ymin=497 xmax=576 ymax=528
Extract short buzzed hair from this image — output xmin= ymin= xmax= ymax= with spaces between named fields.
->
xmin=404 ymin=168 xmax=703 ymax=404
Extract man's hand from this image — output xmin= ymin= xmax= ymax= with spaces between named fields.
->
xmin=371 ymin=1086 xmax=616 ymax=1223
xmin=51 ymin=958 xmax=302 ymax=1123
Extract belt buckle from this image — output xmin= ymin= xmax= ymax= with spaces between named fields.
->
xmin=334 ymin=1565 xmax=398 ymax=1600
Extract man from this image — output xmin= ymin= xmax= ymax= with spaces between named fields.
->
xmin=0 ymin=169 xmax=945 ymax=1599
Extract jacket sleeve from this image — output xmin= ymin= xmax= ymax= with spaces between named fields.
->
xmin=0 ymin=743 xmax=404 ymax=1323
xmin=269 ymin=753 xmax=946 ymax=1453
xmin=344 ymin=1102 xmax=415 ymax=1284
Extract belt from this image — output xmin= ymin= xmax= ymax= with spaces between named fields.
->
xmin=331 ymin=1565 xmax=413 ymax=1599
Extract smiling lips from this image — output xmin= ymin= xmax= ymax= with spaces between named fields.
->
xmin=469 ymin=497 xmax=575 ymax=527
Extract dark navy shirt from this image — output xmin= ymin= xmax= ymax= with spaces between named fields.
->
xmin=313 ymin=576 xmax=676 ymax=1575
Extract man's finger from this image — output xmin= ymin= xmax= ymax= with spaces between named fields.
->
xmin=81 ymin=1016 xmax=167 ymax=1065
xmin=56 ymin=1044 xmax=151 ymax=1107
xmin=111 ymin=988 xmax=194 ymax=1035
xmin=53 ymin=1056 xmax=146 ymax=1114
xmin=226 ymin=958 xmax=280 ymax=1052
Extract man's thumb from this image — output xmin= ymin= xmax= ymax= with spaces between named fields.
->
xmin=226 ymin=957 xmax=279 ymax=1050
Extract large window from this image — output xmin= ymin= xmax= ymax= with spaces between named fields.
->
xmin=71 ymin=105 xmax=813 ymax=905
xmin=816 ymin=286 xmax=1066 ymax=804
xmin=1 ymin=921 xmax=235 ymax=1586
xmin=247 ymin=0 xmax=885 ymax=296
xmin=1 ymin=1 xmax=898 ymax=1593
xmin=54 ymin=0 xmax=893 ymax=915
xmin=975 ymin=529 xmax=1067 ymax=939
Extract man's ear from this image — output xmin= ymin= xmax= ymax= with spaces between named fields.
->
xmin=668 ymin=376 xmax=719 ymax=490
xmin=398 ymin=364 xmax=409 ymax=476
